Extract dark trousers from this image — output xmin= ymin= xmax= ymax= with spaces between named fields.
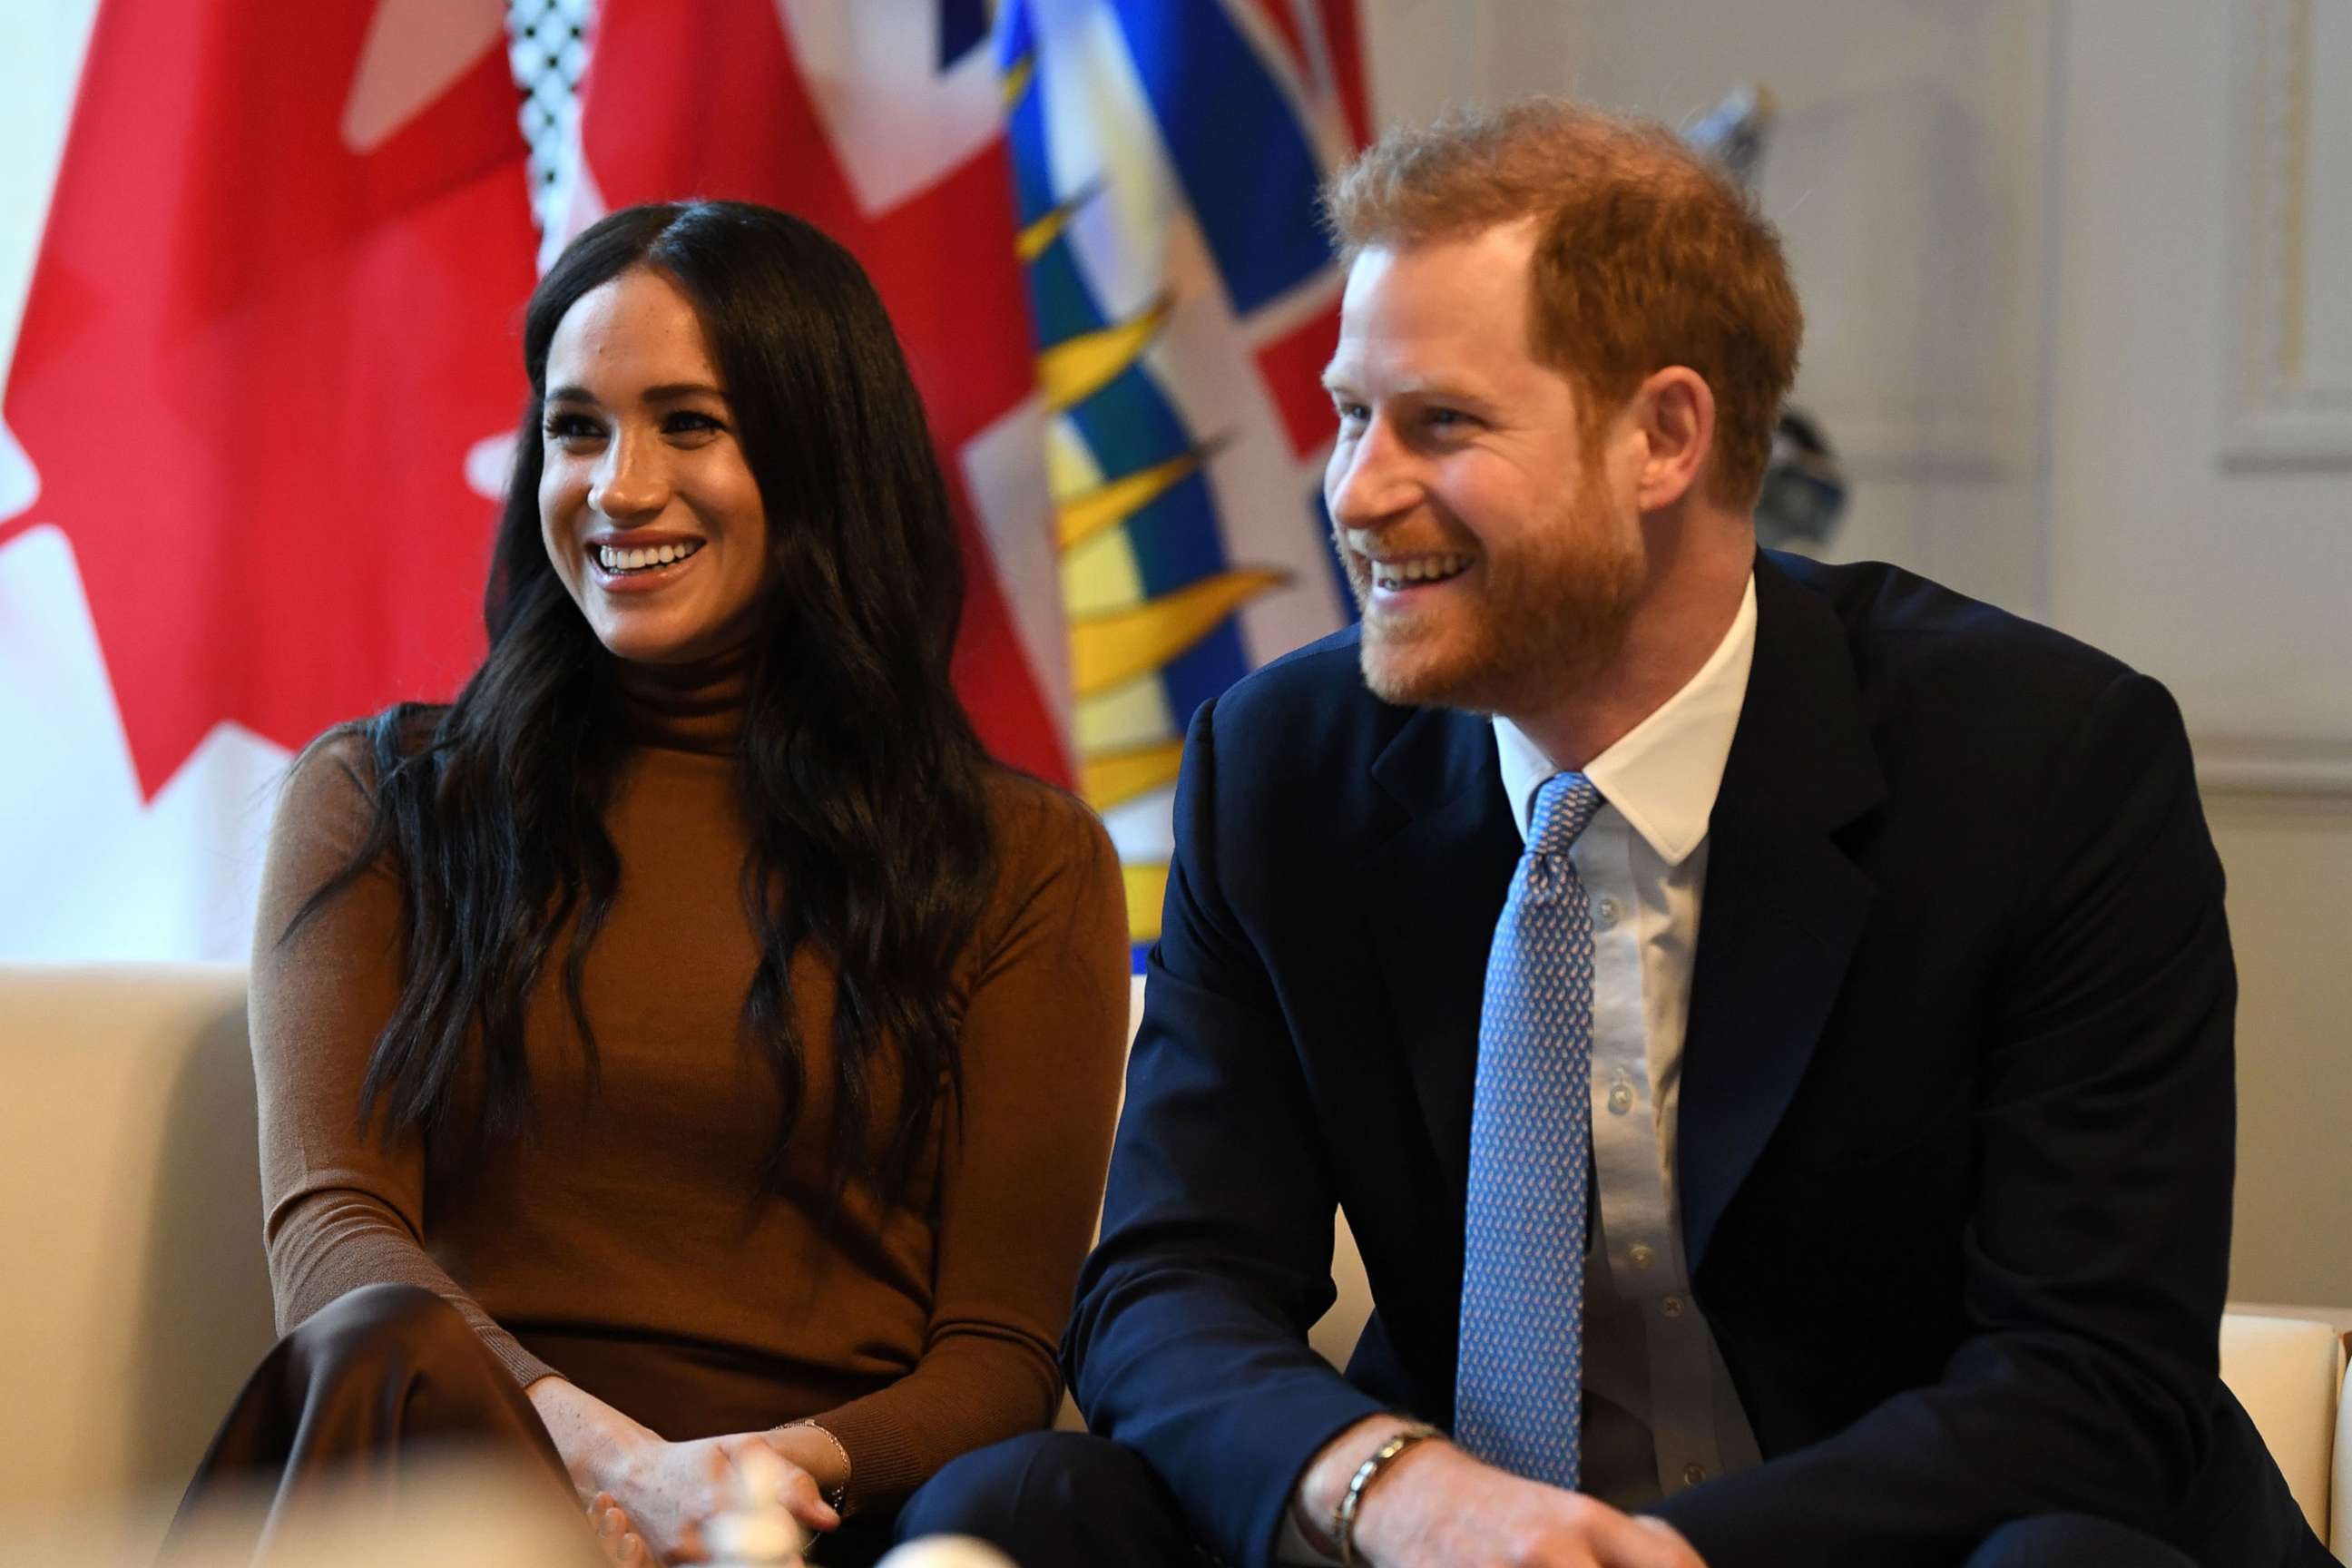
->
xmin=902 ymin=1431 xmax=1201 ymax=1568
xmin=905 ymin=1431 xmax=2230 ymax=1568
xmin=169 ymin=1283 xmax=902 ymax=1568
xmin=1963 ymin=1514 xmax=2201 ymax=1567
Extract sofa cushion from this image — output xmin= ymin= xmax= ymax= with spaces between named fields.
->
xmin=0 ymin=962 xmax=276 ymax=1534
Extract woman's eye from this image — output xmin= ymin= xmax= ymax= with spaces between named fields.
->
xmin=544 ymin=412 xmax=603 ymax=442
xmin=665 ymin=410 xmax=726 ymax=436
xmin=1334 ymin=401 xmax=1367 ymax=427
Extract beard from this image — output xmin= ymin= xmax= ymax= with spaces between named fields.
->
xmin=1336 ymin=485 xmax=1645 ymax=716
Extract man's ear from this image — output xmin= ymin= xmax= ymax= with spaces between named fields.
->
xmin=1629 ymin=367 xmax=1716 ymax=511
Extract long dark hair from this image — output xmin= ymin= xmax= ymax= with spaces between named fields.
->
xmin=291 ymin=201 xmax=998 ymax=1206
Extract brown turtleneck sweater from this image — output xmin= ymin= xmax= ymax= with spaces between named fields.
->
xmin=249 ymin=658 xmax=1130 ymax=1511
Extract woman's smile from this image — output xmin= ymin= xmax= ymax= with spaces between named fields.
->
xmin=586 ymin=534 xmax=708 ymax=590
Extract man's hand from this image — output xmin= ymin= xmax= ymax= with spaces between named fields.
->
xmin=1353 ymin=1444 xmax=1704 ymax=1568
xmin=1296 ymin=1417 xmax=1707 ymax=1568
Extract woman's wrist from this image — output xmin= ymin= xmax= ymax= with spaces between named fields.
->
xmin=528 ymin=1374 xmax=656 ymax=1498
xmin=763 ymin=1420 xmax=851 ymax=1514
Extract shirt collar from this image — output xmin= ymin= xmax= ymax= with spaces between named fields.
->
xmin=1494 ymin=571 xmax=1758 ymax=867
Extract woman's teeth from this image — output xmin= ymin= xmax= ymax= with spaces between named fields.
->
xmin=597 ymin=540 xmax=702 ymax=574
xmin=1374 ymin=554 xmax=1472 ymax=591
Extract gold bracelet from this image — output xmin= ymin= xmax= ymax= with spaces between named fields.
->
xmin=1333 ymin=1420 xmax=1442 ymax=1566
xmin=783 ymin=1420 xmax=851 ymax=1514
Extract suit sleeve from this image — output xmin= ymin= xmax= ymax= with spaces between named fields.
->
xmin=1063 ymin=696 xmax=1387 ymax=1568
xmin=250 ymin=736 xmax=556 ymax=1387
xmin=1650 ymin=673 xmax=2241 ymax=1565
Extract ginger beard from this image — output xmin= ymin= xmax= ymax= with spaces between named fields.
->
xmin=1335 ymin=457 xmax=1647 ymax=717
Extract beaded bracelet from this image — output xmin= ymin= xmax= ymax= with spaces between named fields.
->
xmin=783 ymin=1420 xmax=851 ymax=1514
xmin=1332 ymin=1420 xmax=1442 ymax=1566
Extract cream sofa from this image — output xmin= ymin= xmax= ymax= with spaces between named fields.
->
xmin=1 ymin=963 xmax=2344 ymax=1561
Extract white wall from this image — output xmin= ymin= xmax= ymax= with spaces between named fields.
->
xmin=1363 ymin=0 xmax=2352 ymax=1303
xmin=1364 ymin=0 xmax=2059 ymax=613
xmin=0 ymin=0 xmax=103 ymax=383
xmin=2046 ymin=0 xmax=2352 ymax=1306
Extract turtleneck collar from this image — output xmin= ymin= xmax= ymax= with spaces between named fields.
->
xmin=615 ymin=642 xmax=750 ymax=755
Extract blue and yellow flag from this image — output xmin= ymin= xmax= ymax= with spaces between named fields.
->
xmin=998 ymin=0 xmax=1370 ymax=951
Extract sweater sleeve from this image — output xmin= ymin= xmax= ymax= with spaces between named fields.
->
xmin=807 ymin=782 xmax=1131 ymax=1512
xmin=250 ymin=734 xmax=556 ymax=1388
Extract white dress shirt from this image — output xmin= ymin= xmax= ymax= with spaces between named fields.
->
xmin=1279 ymin=576 xmax=1762 ymax=1562
xmin=1491 ymin=572 xmax=1762 ymax=1508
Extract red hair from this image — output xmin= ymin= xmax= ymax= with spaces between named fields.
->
xmin=1323 ymin=99 xmax=1801 ymax=505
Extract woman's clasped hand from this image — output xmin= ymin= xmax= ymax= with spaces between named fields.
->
xmin=581 ymin=1438 xmax=834 ymax=1566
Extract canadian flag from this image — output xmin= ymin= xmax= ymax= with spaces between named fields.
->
xmin=562 ymin=0 xmax=1073 ymax=786
xmin=0 ymin=0 xmax=539 ymax=957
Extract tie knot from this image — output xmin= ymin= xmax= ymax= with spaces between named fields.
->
xmin=1528 ymin=771 xmax=1604 ymax=858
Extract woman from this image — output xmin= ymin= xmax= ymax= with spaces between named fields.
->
xmin=182 ymin=201 xmax=1131 ymax=1565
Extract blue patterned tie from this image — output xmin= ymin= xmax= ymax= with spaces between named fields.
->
xmin=1455 ymin=770 xmax=1606 ymax=1489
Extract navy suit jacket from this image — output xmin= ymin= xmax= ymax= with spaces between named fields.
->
xmin=1064 ymin=552 xmax=2318 ymax=1567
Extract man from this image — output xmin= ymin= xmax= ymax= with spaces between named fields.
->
xmin=902 ymin=100 xmax=2323 ymax=1568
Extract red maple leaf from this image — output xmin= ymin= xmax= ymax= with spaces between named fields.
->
xmin=2 ymin=0 xmax=538 ymax=799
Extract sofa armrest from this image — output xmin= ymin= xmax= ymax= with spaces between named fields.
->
xmin=2220 ymin=1309 xmax=2342 ymax=1549
xmin=2333 ymin=1345 xmax=2350 ymax=1562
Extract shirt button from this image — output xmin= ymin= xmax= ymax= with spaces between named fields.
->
xmin=1606 ymin=1082 xmax=1633 ymax=1115
xmin=1592 ymin=896 xmax=1622 ymax=930
xmin=1682 ymin=1463 xmax=1707 ymax=1487
xmin=1661 ymin=1295 xmax=1683 ymax=1318
xmin=1628 ymin=1242 xmax=1655 ymax=1269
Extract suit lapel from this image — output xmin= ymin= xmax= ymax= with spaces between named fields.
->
xmin=1679 ymin=554 xmax=1885 ymax=1271
xmin=1357 ymin=706 xmax=1522 ymax=1203
xmin=1342 ymin=556 xmax=1886 ymax=1264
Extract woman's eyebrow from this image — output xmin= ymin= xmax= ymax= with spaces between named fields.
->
xmin=638 ymin=381 xmax=728 ymax=402
xmin=544 ymin=381 xmax=728 ymax=405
